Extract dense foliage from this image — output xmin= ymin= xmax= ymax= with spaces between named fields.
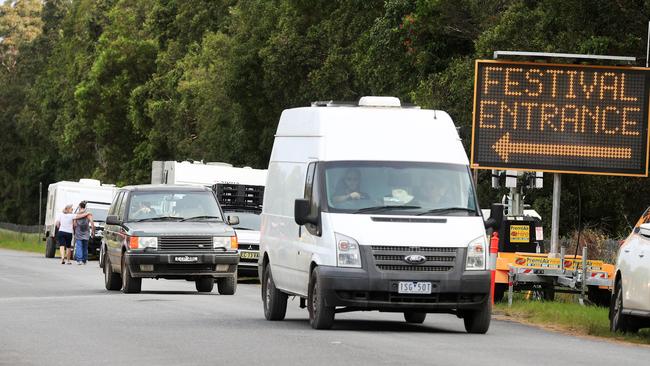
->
xmin=1 ymin=0 xmax=650 ymax=238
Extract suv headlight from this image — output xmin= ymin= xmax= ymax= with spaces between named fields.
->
xmin=465 ymin=236 xmax=487 ymax=270
xmin=129 ymin=236 xmax=158 ymax=249
xmin=213 ymin=236 xmax=238 ymax=250
xmin=335 ymin=233 xmax=361 ymax=268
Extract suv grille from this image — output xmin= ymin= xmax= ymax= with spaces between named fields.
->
xmin=158 ymin=236 xmax=213 ymax=251
xmin=371 ymin=246 xmax=457 ymax=272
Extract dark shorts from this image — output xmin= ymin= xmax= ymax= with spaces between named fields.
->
xmin=56 ymin=231 xmax=73 ymax=248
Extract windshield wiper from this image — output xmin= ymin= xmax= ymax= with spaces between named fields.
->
xmin=416 ymin=207 xmax=477 ymax=216
xmin=353 ymin=205 xmax=421 ymax=214
xmin=180 ymin=215 xmax=223 ymax=222
xmin=134 ymin=216 xmax=183 ymax=222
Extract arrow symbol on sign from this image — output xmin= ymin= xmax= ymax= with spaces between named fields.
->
xmin=492 ymin=132 xmax=632 ymax=163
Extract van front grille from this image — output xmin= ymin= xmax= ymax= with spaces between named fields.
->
xmin=371 ymin=246 xmax=457 ymax=272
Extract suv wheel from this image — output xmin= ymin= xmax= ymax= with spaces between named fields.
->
xmin=98 ymin=245 xmax=105 ymax=269
xmin=121 ymin=255 xmax=141 ymax=294
xmin=610 ymin=279 xmax=638 ymax=333
xmin=463 ymin=298 xmax=491 ymax=334
xmin=262 ymin=264 xmax=287 ymax=320
xmin=217 ymin=273 xmax=237 ymax=295
xmin=196 ymin=277 xmax=214 ymax=293
xmin=104 ymin=251 xmax=122 ymax=291
xmin=308 ymin=268 xmax=335 ymax=330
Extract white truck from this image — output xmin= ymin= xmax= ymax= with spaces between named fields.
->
xmin=43 ymin=179 xmax=118 ymax=258
xmin=151 ymin=161 xmax=267 ymax=274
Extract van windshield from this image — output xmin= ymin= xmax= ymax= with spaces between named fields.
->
xmin=323 ymin=161 xmax=478 ymax=216
xmin=126 ymin=191 xmax=223 ymax=222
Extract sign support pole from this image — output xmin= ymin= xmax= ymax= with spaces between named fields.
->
xmin=550 ymin=173 xmax=561 ymax=256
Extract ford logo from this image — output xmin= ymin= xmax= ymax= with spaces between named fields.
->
xmin=404 ymin=254 xmax=426 ymax=264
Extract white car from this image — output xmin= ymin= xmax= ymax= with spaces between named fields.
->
xmin=610 ymin=209 xmax=650 ymax=332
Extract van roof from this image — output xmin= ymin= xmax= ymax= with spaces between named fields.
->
xmin=120 ymin=184 xmax=212 ymax=192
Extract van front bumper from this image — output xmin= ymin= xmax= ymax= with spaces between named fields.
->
xmin=125 ymin=250 xmax=239 ymax=278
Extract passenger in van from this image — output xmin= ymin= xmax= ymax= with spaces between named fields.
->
xmin=332 ymin=169 xmax=370 ymax=204
xmin=415 ymin=176 xmax=454 ymax=208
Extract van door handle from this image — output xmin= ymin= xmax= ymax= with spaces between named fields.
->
xmin=639 ymin=252 xmax=645 ymax=258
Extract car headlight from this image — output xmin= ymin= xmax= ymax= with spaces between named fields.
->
xmin=213 ymin=236 xmax=238 ymax=250
xmin=335 ymin=232 xmax=361 ymax=268
xmin=465 ymin=236 xmax=487 ymax=270
xmin=129 ymin=236 xmax=158 ymax=249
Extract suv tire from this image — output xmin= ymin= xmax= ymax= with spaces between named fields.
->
xmin=196 ymin=277 xmax=214 ymax=293
xmin=217 ymin=274 xmax=237 ymax=295
xmin=404 ymin=311 xmax=426 ymax=324
xmin=308 ymin=268 xmax=335 ymax=330
xmin=121 ymin=255 xmax=142 ymax=294
xmin=45 ymin=237 xmax=56 ymax=258
xmin=610 ymin=279 xmax=638 ymax=333
xmin=104 ymin=251 xmax=122 ymax=291
xmin=262 ymin=264 xmax=287 ymax=320
xmin=463 ymin=298 xmax=491 ymax=334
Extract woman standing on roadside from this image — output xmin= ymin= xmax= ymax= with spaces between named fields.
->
xmin=55 ymin=205 xmax=75 ymax=264
xmin=73 ymin=201 xmax=94 ymax=265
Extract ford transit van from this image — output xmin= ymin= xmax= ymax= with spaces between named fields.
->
xmin=259 ymin=97 xmax=491 ymax=332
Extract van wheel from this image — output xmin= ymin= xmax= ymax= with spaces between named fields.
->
xmin=463 ymin=298 xmax=491 ymax=334
xmin=404 ymin=311 xmax=426 ymax=324
xmin=196 ymin=277 xmax=214 ymax=293
xmin=262 ymin=264 xmax=287 ymax=320
xmin=217 ymin=274 xmax=237 ymax=295
xmin=104 ymin=251 xmax=122 ymax=291
xmin=45 ymin=237 xmax=56 ymax=258
xmin=610 ymin=280 xmax=638 ymax=333
xmin=121 ymin=255 xmax=141 ymax=294
xmin=308 ymin=268 xmax=335 ymax=329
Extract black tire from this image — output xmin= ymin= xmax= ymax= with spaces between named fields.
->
xmin=98 ymin=245 xmax=105 ymax=269
xmin=121 ymin=255 xmax=141 ymax=294
xmin=493 ymin=283 xmax=507 ymax=302
xmin=463 ymin=299 xmax=492 ymax=334
xmin=196 ymin=277 xmax=214 ymax=293
xmin=217 ymin=274 xmax=237 ymax=295
xmin=104 ymin=251 xmax=122 ymax=291
xmin=404 ymin=311 xmax=427 ymax=324
xmin=308 ymin=268 xmax=335 ymax=330
xmin=610 ymin=280 xmax=638 ymax=333
xmin=45 ymin=237 xmax=56 ymax=258
xmin=588 ymin=286 xmax=611 ymax=307
xmin=262 ymin=264 xmax=287 ymax=320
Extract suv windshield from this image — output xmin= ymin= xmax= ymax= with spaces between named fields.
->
xmin=324 ymin=161 xmax=478 ymax=216
xmin=224 ymin=210 xmax=261 ymax=231
xmin=126 ymin=191 xmax=223 ymax=222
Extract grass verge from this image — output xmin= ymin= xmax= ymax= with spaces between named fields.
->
xmin=0 ymin=229 xmax=44 ymax=254
xmin=495 ymin=299 xmax=650 ymax=345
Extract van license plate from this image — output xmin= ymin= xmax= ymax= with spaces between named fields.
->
xmin=398 ymin=281 xmax=432 ymax=294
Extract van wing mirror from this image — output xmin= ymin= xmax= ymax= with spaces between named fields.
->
xmin=228 ymin=215 xmax=240 ymax=226
xmin=294 ymin=199 xmax=313 ymax=226
xmin=640 ymin=223 xmax=650 ymax=237
xmin=484 ymin=203 xmax=504 ymax=230
xmin=106 ymin=215 xmax=121 ymax=226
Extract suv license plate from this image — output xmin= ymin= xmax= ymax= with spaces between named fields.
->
xmin=173 ymin=256 xmax=199 ymax=263
xmin=398 ymin=281 xmax=432 ymax=294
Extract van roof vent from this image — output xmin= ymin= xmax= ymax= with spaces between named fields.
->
xmin=358 ymin=96 xmax=401 ymax=107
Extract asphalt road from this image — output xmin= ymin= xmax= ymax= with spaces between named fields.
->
xmin=1 ymin=248 xmax=648 ymax=366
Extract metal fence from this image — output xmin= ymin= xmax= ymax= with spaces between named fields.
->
xmin=0 ymin=222 xmax=41 ymax=234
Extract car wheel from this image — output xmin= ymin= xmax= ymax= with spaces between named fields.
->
xmin=45 ymin=237 xmax=56 ymax=258
xmin=463 ymin=298 xmax=492 ymax=334
xmin=308 ymin=268 xmax=335 ymax=330
xmin=196 ymin=277 xmax=214 ymax=293
xmin=121 ymin=255 xmax=141 ymax=294
xmin=404 ymin=311 xmax=426 ymax=324
xmin=98 ymin=245 xmax=105 ymax=269
xmin=262 ymin=264 xmax=287 ymax=320
xmin=217 ymin=273 xmax=237 ymax=295
xmin=104 ymin=251 xmax=122 ymax=291
xmin=610 ymin=280 xmax=638 ymax=333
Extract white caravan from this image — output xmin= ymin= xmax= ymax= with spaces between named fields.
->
xmin=152 ymin=161 xmax=267 ymax=273
xmin=43 ymin=179 xmax=118 ymax=258
xmin=259 ymin=97 xmax=493 ymax=332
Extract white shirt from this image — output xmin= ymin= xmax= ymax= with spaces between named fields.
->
xmin=56 ymin=213 xmax=75 ymax=233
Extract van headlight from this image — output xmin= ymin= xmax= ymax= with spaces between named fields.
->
xmin=465 ymin=236 xmax=487 ymax=270
xmin=213 ymin=236 xmax=238 ymax=250
xmin=335 ymin=233 xmax=361 ymax=268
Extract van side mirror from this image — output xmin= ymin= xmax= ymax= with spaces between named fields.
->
xmin=640 ymin=223 xmax=650 ymax=237
xmin=228 ymin=215 xmax=240 ymax=226
xmin=295 ymin=199 xmax=315 ymax=226
xmin=106 ymin=215 xmax=121 ymax=226
xmin=484 ymin=203 xmax=504 ymax=230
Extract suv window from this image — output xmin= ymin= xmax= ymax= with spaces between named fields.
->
xmin=125 ymin=191 xmax=223 ymax=222
xmin=109 ymin=191 xmax=123 ymax=216
xmin=116 ymin=192 xmax=128 ymax=220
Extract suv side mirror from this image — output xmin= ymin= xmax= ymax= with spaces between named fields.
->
xmin=106 ymin=215 xmax=121 ymax=226
xmin=295 ymin=199 xmax=314 ymax=226
xmin=484 ymin=203 xmax=504 ymax=230
xmin=640 ymin=223 xmax=650 ymax=237
xmin=228 ymin=215 xmax=240 ymax=226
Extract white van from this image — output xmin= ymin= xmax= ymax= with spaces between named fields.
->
xmin=259 ymin=97 xmax=493 ymax=332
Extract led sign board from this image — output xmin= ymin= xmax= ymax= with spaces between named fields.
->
xmin=471 ymin=60 xmax=650 ymax=176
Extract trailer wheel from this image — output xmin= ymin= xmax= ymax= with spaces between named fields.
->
xmin=463 ymin=298 xmax=491 ymax=334
xmin=587 ymin=286 xmax=610 ymax=307
xmin=493 ymin=283 xmax=507 ymax=302
xmin=45 ymin=237 xmax=56 ymax=258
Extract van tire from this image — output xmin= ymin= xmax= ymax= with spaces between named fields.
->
xmin=196 ymin=277 xmax=214 ymax=292
xmin=262 ymin=265 xmax=287 ymax=320
xmin=45 ymin=237 xmax=56 ymax=258
xmin=463 ymin=299 xmax=491 ymax=334
xmin=217 ymin=274 xmax=237 ymax=295
xmin=104 ymin=252 xmax=122 ymax=291
xmin=121 ymin=255 xmax=141 ymax=294
xmin=404 ymin=311 xmax=426 ymax=324
xmin=308 ymin=268 xmax=335 ymax=330
xmin=610 ymin=279 xmax=638 ymax=333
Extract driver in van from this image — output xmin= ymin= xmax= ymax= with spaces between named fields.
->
xmin=332 ymin=169 xmax=369 ymax=203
